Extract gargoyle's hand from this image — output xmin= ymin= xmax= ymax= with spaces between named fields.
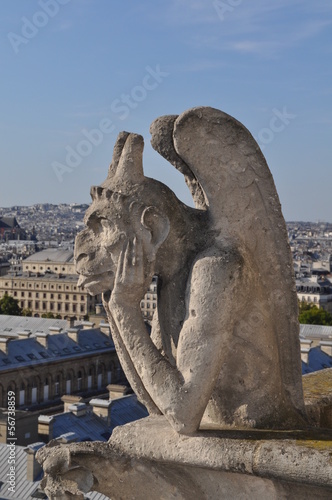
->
xmin=110 ymin=236 xmax=153 ymax=307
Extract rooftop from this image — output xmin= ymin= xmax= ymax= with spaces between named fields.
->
xmin=0 ymin=395 xmax=148 ymax=500
xmin=23 ymin=249 xmax=74 ymax=264
xmin=301 ymin=346 xmax=332 ymax=374
xmin=300 ymin=323 xmax=332 ymax=340
xmin=0 ymin=329 xmax=114 ymax=370
xmin=0 ymin=217 xmax=20 ymax=229
xmin=0 ymin=272 xmax=79 ymax=282
xmin=0 ymin=315 xmax=69 ymax=334
xmin=0 ymin=315 xmax=114 ymax=370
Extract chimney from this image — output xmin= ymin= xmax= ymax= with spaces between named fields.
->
xmin=320 ymin=341 xmax=332 ymax=357
xmin=18 ymin=330 xmax=32 ymax=339
xmin=49 ymin=326 xmax=62 ymax=335
xmin=82 ymin=321 xmax=95 ymax=330
xmin=95 ymin=304 xmax=104 ymax=315
xmin=67 ymin=316 xmax=75 ymax=329
xmin=107 ymin=384 xmax=128 ymax=400
xmin=99 ymin=321 xmax=111 ymax=337
xmin=67 ymin=327 xmax=80 ymax=343
xmin=68 ymin=402 xmax=88 ymax=417
xmin=300 ymin=339 xmax=312 ymax=349
xmin=89 ymin=398 xmax=112 ymax=426
xmin=57 ymin=432 xmax=78 ymax=444
xmin=38 ymin=415 xmax=53 ymax=442
xmin=35 ymin=332 xmax=49 ymax=348
xmin=0 ymin=337 xmax=9 ymax=355
xmin=301 ymin=347 xmax=310 ymax=364
xmin=61 ymin=394 xmax=84 ymax=413
xmin=25 ymin=443 xmax=44 ymax=481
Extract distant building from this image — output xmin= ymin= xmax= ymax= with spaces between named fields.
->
xmin=0 ymin=249 xmax=100 ymax=320
xmin=300 ymin=324 xmax=332 ymax=374
xmin=0 ymin=315 xmax=124 ymax=410
xmin=140 ymin=276 xmax=157 ymax=321
xmin=296 ymin=276 xmax=332 ymax=313
xmin=0 ymin=259 xmax=10 ymax=277
xmin=22 ymin=248 xmax=76 ymax=274
xmin=0 ymin=249 xmax=158 ymax=322
xmin=0 ymin=217 xmax=26 ymax=241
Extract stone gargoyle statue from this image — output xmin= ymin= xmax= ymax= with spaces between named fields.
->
xmin=37 ymin=107 xmax=311 ymax=499
xmin=73 ymin=106 xmax=306 ymax=434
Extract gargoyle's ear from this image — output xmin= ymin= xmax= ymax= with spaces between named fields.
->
xmin=141 ymin=206 xmax=170 ymax=250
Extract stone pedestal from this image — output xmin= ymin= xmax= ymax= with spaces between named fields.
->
xmin=38 ymin=416 xmax=332 ymax=499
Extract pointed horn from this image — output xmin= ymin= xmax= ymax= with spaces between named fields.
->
xmin=107 ymin=131 xmax=130 ymax=178
xmin=114 ymin=133 xmax=144 ymax=187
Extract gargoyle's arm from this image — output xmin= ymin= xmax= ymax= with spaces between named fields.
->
xmin=109 ymin=250 xmax=243 ymax=434
xmin=102 ymin=300 xmax=162 ymax=415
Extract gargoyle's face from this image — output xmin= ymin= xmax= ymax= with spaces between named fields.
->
xmin=74 ymin=193 xmax=128 ymax=295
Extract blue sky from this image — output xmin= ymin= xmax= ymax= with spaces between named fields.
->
xmin=0 ymin=0 xmax=331 ymax=221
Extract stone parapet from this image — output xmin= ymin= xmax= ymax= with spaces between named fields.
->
xmin=38 ymin=416 xmax=332 ymax=499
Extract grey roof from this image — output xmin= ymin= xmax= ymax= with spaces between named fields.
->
xmin=0 ymin=315 xmax=68 ymax=334
xmin=0 ymin=217 xmax=20 ymax=229
xmin=0 ymin=443 xmax=44 ymax=500
xmin=52 ymin=395 xmax=148 ymax=442
xmin=0 ymin=396 xmax=148 ymax=500
xmin=1 ymin=271 xmax=78 ymax=282
xmin=300 ymin=323 xmax=332 ymax=340
xmin=53 ymin=408 xmax=111 ymax=442
xmin=23 ymin=249 xmax=73 ymax=263
xmin=302 ymin=346 xmax=332 ymax=374
xmin=109 ymin=395 xmax=148 ymax=429
xmin=0 ymin=329 xmax=114 ymax=370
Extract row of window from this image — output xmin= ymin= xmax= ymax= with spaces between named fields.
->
xmin=13 ymin=291 xmax=85 ymax=301
xmin=25 ymin=265 xmax=70 ymax=272
xmin=297 ymin=286 xmax=331 ymax=294
xmin=301 ymin=296 xmax=318 ymax=303
xmin=19 ymin=300 xmax=86 ymax=313
xmin=4 ymin=281 xmax=80 ymax=291
xmin=3 ymin=365 xmax=118 ymax=407
xmin=141 ymin=302 xmax=157 ymax=309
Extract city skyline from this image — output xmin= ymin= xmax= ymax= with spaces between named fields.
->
xmin=1 ymin=1 xmax=331 ymax=221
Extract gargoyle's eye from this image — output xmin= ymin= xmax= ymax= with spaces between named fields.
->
xmin=85 ymin=214 xmax=109 ymax=235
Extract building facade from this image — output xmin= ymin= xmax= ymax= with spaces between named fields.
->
xmin=296 ymin=276 xmax=332 ymax=313
xmin=0 ymin=250 xmax=159 ymax=322
xmin=0 ymin=217 xmax=26 ymax=242
xmin=0 ymin=317 xmax=124 ymax=410
xmin=140 ymin=276 xmax=157 ymax=321
xmin=0 ymin=249 xmax=100 ymax=320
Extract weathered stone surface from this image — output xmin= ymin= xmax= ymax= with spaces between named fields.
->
xmin=39 ymin=106 xmax=332 ymax=499
xmin=74 ymin=107 xmax=306 ymax=434
xmin=303 ymin=367 xmax=332 ymax=428
xmin=37 ymin=417 xmax=332 ymax=499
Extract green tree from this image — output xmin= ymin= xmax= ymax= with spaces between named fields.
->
xmin=41 ymin=312 xmax=61 ymax=319
xmin=0 ymin=293 xmax=22 ymax=316
xmin=299 ymin=302 xmax=332 ymax=326
xmin=21 ymin=308 xmax=32 ymax=317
